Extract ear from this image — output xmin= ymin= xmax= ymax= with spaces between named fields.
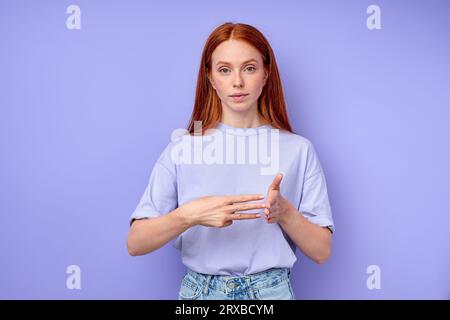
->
xmin=263 ymin=68 xmax=269 ymax=86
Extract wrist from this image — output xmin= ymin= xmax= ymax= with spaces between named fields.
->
xmin=176 ymin=205 xmax=196 ymax=228
xmin=278 ymin=202 xmax=297 ymax=226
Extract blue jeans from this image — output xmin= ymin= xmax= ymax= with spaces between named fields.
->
xmin=178 ymin=267 xmax=295 ymax=300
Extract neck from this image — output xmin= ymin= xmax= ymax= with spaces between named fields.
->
xmin=220 ymin=103 xmax=266 ymax=129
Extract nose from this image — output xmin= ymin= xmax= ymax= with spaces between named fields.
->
xmin=233 ymin=72 xmax=244 ymax=88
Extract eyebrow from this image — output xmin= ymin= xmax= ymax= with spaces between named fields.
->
xmin=215 ymin=59 xmax=258 ymax=66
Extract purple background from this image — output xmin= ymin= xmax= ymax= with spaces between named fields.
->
xmin=1 ymin=0 xmax=449 ymax=299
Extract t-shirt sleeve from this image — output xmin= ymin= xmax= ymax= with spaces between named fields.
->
xmin=298 ymin=141 xmax=335 ymax=233
xmin=129 ymin=145 xmax=178 ymax=226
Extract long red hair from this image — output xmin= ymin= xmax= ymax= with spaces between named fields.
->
xmin=186 ymin=22 xmax=293 ymax=135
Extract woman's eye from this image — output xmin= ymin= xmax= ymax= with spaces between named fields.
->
xmin=218 ymin=66 xmax=255 ymax=74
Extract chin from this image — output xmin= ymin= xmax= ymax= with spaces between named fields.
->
xmin=227 ymin=105 xmax=253 ymax=113
xmin=225 ymin=100 xmax=257 ymax=113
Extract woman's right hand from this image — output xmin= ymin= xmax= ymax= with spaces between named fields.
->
xmin=180 ymin=194 xmax=266 ymax=228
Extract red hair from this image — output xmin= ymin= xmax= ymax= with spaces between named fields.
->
xmin=186 ymin=22 xmax=293 ymax=135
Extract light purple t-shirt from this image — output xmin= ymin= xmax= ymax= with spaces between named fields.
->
xmin=130 ymin=122 xmax=334 ymax=276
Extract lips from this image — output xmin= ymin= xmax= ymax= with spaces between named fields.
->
xmin=229 ymin=93 xmax=249 ymax=97
xmin=229 ymin=93 xmax=248 ymax=102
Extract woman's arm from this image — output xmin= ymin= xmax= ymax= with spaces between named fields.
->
xmin=127 ymin=207 xmax=191 ymax=256
xmin=278 ymin=206 xmax=332 ymax=264
xmin=263 ymin=173 xmax=332 ymax=264
xmin=127 ymin=194 xmax=264 ymax=256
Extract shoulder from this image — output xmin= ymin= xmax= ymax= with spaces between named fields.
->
xmin=278 ymin=129 xmax=314 ymax=152
xmin=155 ymin=127 xmax=193 ymax=166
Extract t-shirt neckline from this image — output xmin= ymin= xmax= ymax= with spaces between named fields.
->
xmin=215 ymin=121 xmax=272 ymax=136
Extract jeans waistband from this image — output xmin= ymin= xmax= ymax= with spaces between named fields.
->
xmin=186 ymin=267 xmax=291 ymax=293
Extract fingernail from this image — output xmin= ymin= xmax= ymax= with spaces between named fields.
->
xmin=261 ymin=204 xmax=266 ymax=207
xmin=255 ymin=214 xmax=261 ymax=217
xmin=259 ymin=195 xmax=264 ymax=199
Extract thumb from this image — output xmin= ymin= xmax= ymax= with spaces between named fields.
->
xmin=269 ymin=173 xmax=283 ymax=191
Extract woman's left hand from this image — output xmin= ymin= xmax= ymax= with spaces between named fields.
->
xmin=263 ymin=173 xmax=294 ymax=224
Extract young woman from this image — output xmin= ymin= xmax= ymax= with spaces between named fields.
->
xmin=127 ymin=22 xmax=335 ymax=300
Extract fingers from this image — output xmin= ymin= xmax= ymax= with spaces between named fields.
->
xmin=269 ymin=173 xmax=283 ymax=191
xmin=227 ymin=202 xmax=266 ymax=213
xmin=229 ymin=213 xmax=261 ymax=220
xmin=223 ymin=221 xmax=233 ymax=227
xmin=224 ymin=194 xmax=265 ymax=205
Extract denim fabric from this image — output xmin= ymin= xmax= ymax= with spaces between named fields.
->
xmin=178 ymin=267 xmax=295 ymax=300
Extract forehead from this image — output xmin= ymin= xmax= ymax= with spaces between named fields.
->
xmin=211 ymin=40 xmax=263 ymax=65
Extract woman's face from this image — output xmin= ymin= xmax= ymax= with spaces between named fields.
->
xmin=208 ymin=39 xmax=268 ymax=115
